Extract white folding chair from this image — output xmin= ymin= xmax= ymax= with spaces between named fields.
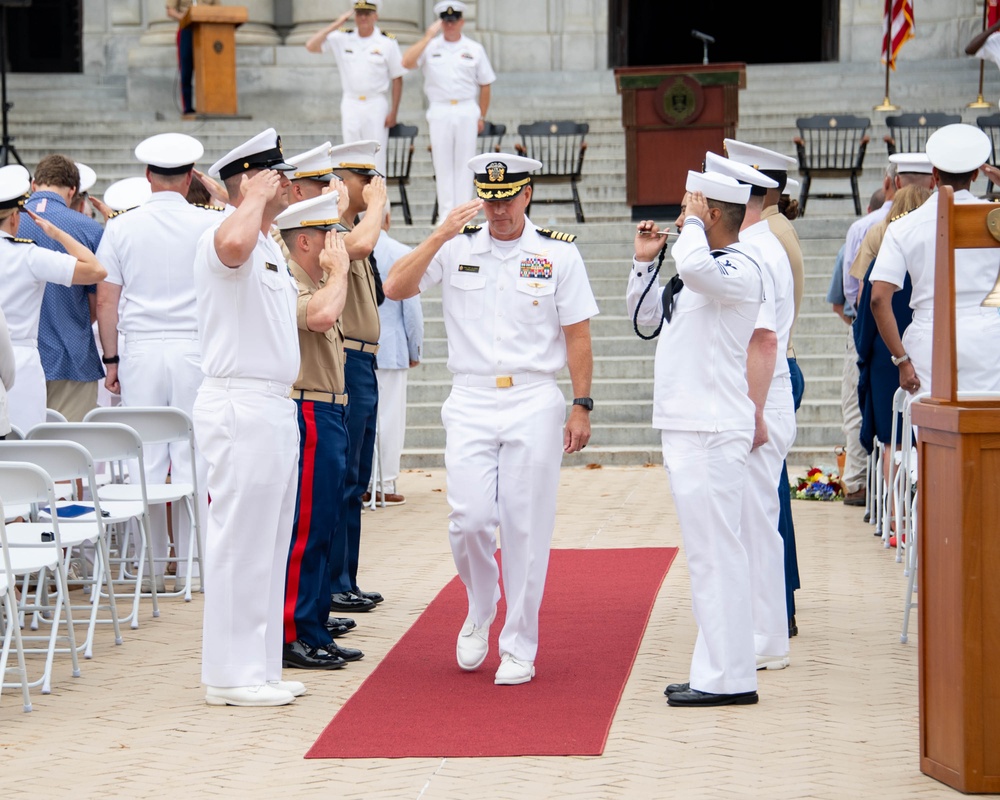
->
xmin=6 ymin=425 xmax=25 ymax=441
xmin=0 ymin=497 xmax=33 ymax=711
xmin=367 ymin=418 xmax=385 ymax=511
xmin=0 ymin=440 xmax=123 ymax=658
xmin=27 ymin=422 xmax=160 ymax=627
xmin=45 ymin=408 xmax=68 ymax=424
xmin=0 ymin=461 xmax=81 ymax=694
xmin=83 ymin=407 xmax=205 ymax=601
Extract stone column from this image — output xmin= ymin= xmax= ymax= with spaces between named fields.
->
xmin=286 ymin=0 xmax=423 ymax=45
xmin=138 ymin=0 xmax=280 ymax=46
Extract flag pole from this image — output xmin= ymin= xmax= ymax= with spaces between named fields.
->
xmin=969 ymin=0 xmax=993 ymax=108
xmin=875 ymin=0 xmax=900 ymax=110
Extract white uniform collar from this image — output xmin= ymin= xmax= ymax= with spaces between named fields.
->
xmin=471 ymin=216 xmax=543 ymax=255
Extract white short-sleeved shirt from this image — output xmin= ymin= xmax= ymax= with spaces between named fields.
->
xmin=870 ymin=190 xmax=999 ymax=310
xmin=626 ymin=219 xmax=764 ymax=432
xmin=322 ymin=26 xmax=405 ymax=98
xmin=417 ymin=35 xmax=496 ymax=104
xmin=417 ymin=219 xmax=598 ymax=376
xmin=194 ymin=224 xmax=300 ymax=384
xmin=97 ymin=191 xmax=224 ymax=333
xmin=740 ymin=221 xmax=793 ymax=381
xmin=0 ymin=231 xmax=76 ymax=342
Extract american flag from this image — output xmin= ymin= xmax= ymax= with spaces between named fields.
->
xmin=881 ymin=0 xmax=914 ymax=70
xmin=989 ymin=0 xmax=999 ymax=28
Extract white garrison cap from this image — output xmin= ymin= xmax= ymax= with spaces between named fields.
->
xmin=284 ymin=142 xmax=335 ymax=182
xmin=354 ymin=0 xmax=380 ymax=10
xmin=329 ymin=140 xmax=382 ymax=177
xmin=434 ymin=1 xmax=466 ymax=18
xmin=209 ymin=127 xmax=295 ymax=180
xmin=723 ymin=139 xmax=797 ymax=171
xmin=925 ymin=124 xmax=992 ymax=173
xmin=104 ymin=176 xmax=152 ymax=212
xmin=685 ymin=170 xmax=751 ymax=205
xmin=468 ymin=152 xmax=541 ymax=200
xmin=704 ymin=151 xmax=778 ymax=190
xmin=274 ymin=191 xmax=342 ymax=231
xmin=888 ymin=152 xmax=933 ymax=174
xmin=785 ymin=177 xmax=800 ymax=195
xmin=135 ymin=132 xmax=204 ymax=174
xmin=76 ymin=163 xmax=97 ymax=194
xmin=0 ymin=164 xmax=30 ymax=209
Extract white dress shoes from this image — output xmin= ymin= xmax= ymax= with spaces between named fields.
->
xmin=268 ymin=679 xmax=307 ymax=697
xmin=456 ymin=606 xmax=496 ymax=670
xmin=756 ymin=654 xmax=791 ymax=670
xmin=205 ymin=684 xmax=296 ymax=707
xmin=494 ymin=652 xmax=535 ymax=685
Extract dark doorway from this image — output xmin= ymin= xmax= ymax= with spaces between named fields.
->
xmin=609 ymin=0 xmax=838 ymax=68
xmin=3 ymin=0 xmax=82 ymax=73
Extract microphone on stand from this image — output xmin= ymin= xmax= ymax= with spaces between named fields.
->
xmin=691 ymin=30 xmax=715 ymax=65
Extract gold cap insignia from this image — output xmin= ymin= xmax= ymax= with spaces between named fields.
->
xmin=486 ymin=161 xmax=506 ymax=183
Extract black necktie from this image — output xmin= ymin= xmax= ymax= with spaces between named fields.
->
xmin=662 ymin=274 xmax=684 ymax=323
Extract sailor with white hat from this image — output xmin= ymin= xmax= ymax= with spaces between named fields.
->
xmin=191 ymin=128 xmax=304 ymax=707
xmin=95 ymin=131 xmax=219 ymax=597
xmin=0 ymin=164 xmax=107 ymax=431
xmin=382 ymin=152 xmax=598 ymax=685
xmin=870 ymin=123 xmax=1000 ymax=397
xmin=401 ymin=0 xmax=496 ymax=219
xmin=629 ymin=170 xmax=764 ymax=707
xmin=706 ymin=152 xmax=797 ymax=672
xmin=303 ymin=0 xmax=404 ymax=176
xmin=102 ymin=177 xmax=152 ymax=212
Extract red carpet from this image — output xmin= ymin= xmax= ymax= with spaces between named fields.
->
xmin=306 ymin=547 xmax=677 ymax=759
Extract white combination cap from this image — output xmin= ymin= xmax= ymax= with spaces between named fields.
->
xmin=685 ymin=170 xmax=751 ymax=205
xmin=134 ymin=132 xmax=204 ymax=175
xmin=434 ymin=1 xmax=466 ymax=19
xmin=723 ymin=139 xmax=797 ymax=172
xmin=329 ymin=140 xmax=382 ymax=177
xmin=104 ymin=176 xmax=152 ymax=212
xmin=75 ymin=162 xmax=97 ymax=194
xmin=468 ymin=152 xmax=542 ymax=200
xmin=284 ymin=142 xmax=335 ymax=182
xmin=888 ymin=152 xmax=933 ymax=174
xmin=784 ymin=177 xmax=800 ymax=194
xmin=209 ymin=128 xmax=296 ymax=180
xmin=704 ymin=151 xmax=778 ymax=190
xmin=925 ymin=124 xmax=992 ymax=174
xmin=0 ymin=164 xmax=30 ymax=209
xmin=274 ymin=191 xmax=342 ymax=231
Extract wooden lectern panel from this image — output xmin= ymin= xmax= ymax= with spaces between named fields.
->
xmin=180 ymin=5 xmax=247 ymax=117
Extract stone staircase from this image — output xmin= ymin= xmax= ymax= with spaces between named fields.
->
xmin=6 ymin=55 xmax=999 ymax=470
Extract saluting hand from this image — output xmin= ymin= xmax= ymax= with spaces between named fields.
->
xmin=193 ymin=169 xmax=229 ymax=206
xmin=324 ymin=175 xmax=350 ymax=218
xmin=361 ymin=176 xmax=387 ymax=210
xmin=633 ymin=219 xmax=666 ymax=262
xmin=425 ymin=20 xmax=443 ymax=37
xmin=240 ymin=169 xmax=283 ymax=204
xmin=685 ymin=191 xmax=712 ymax=225
xmin=440 ymin=199 xmax=483 ymax=239
xmin=319 ymin=231 xmax=350 ymax=276
xmin=89 ymin=196 xmax=113 ymax=223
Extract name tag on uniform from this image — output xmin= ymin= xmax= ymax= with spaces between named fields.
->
xmin=265 ymin=262 xmax=278 ymax=272
xmin=458 ymin=264 xmax=480 ymax=273
xmin=520 ymin=257 xmax=552 ymax=279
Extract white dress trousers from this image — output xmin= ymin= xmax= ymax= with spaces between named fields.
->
xmin=7 ymin=343 xmax=46 ymax=432
xmin=374 ymin=366 xmax=407 ymax=489
xmin=121 ymin=332 xmax=207 ymax=578
xmin=661 ymin=428 xmax=758 ymax=696
xmin=341 ymin=95 xmax=390 ymax=176
xmin=442 ymin=379 xmax=565 ymax=662
xmin=903 ymin=307 xmax=1000 ymax=395
xmin=740 ymin=379 xmax=796 ymax=658
xmin=427 ymin=100 xmax=480 ymax=220
xmin=194 ymin=382 xmax=299 ymax=688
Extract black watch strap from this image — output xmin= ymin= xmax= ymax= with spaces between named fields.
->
xmin=102 ymin=354 xmax=120 ymax=365
xmin=572 ymin=397 xmax=594 ymax=411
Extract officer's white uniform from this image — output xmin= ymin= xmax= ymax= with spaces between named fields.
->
xmin=97 ymin=179 xmax=221 ymax=581
xmin=416 ymin=32 xmax=496 ymax=219
xmin=0 ymin=232 xmax=76 ymax=431
xmin=627 ymin=174 xmax=764 ymax=696
xmin=321 ymin=25 xmax=404 ymax=176
xmin=418 ymin=218 xmax=598 ymax=664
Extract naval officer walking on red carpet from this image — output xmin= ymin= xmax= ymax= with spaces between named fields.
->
xmin=384 ymin=153 xmax=598 ymax=685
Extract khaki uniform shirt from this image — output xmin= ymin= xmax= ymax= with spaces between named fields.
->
xmin=290 ymin=258 xmax=347 ymax=395
xmin=340 ymin=256 xmax=381 ymax=345
xmin=762 ymin=205 xmax=804 ymax=357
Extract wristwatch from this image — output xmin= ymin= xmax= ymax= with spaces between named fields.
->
xmin=890 ymin=353 xmax=910 ymax=366
xmin=102 ymin=354 xmax=120 ymax=365
xmin=572 ymin=397 xmax=594 ymax=411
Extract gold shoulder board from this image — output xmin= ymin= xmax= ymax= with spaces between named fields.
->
xmin=108 ymin=206 xmax=139 ymax=219
xmin=461 ymin=224 xmax=482 ymax=235
xmin=537 ymin=228 xmax=577 ymax=243
xmin=11 ymin=237 xmax=35 ymax=244
xmin=382 ymin=31 xmax=396 ymax=39
xmin=195 ymin=203 xmax=226 ymax=212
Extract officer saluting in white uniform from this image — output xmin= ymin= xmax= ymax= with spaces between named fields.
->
xmin=193 ymin=129 xmax=304 ymax=708
xmin=95 ymin=132 xmax=221 ymax=596
xmin=385 ymin=153 xmax=598 ymax=686
xmin=628 ymin=171 xmax=768 ymax=708
xmin=0 ymin=165 xmax=106 ymax=432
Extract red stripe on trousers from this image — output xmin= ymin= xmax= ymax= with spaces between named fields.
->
xmin=284 ymin=402 xmax=317 ymax=643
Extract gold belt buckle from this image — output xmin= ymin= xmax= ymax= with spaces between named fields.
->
xmin=358 ymin=95 xmax=366 ymax=101
xmin=496 ymin=376 xmax=514 ymax=388
xmin=450 ymin=99 xmax=459 ymax=105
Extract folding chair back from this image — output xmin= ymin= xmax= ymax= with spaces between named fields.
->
xmin=883 ymin=112 xmax=961 ymax=156
xmin=429 ymin=121 xmax=508 ymax=225
xmin=45 ymin=408 xmax=68 ymax=424
xmin=385 ymin=123 xmax=418 ymax=225
xmin=6 ymin=425 xmax=24 ymax=441
xmin=515 ymin=120 xmax=589 ymax=223
xmin=793 ymin=114 xmax=870 ymax=216
xmin=0 ymin=496 xmax=33 ymax=711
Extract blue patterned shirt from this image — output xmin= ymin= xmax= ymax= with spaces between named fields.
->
xmin=18 ymin=192 xmax=105 ymax=382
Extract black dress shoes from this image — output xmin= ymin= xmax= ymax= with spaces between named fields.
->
xmin=788 ymin=615 xmax=798 ymax=637
xmin=324 ymin=640 xmax=364 ymax=662
xmin=283 ymin=639 xmax=347 ymax=670
xmin=355 ymin=588 xmax=384 ymax=604
xmin=330 ymin=591 xmax=376 ymax=612
xmin=664 ymin=682 xmax=689 ymax=696
xmin=325 ymin=619 xmax=353 ymax=638
xmin=667 ymin=688 xmax=759 ymax=707
xmin=328 ymin=616 xmax=356 ymax=629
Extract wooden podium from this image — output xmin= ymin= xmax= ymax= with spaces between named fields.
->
xmin=180 ymin=5 xmax=247 ymax=117
xmin=613 ymin=64 xmax=746 ymax=216
xmin=910 ymin=186 xmax=1000 ymax=794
